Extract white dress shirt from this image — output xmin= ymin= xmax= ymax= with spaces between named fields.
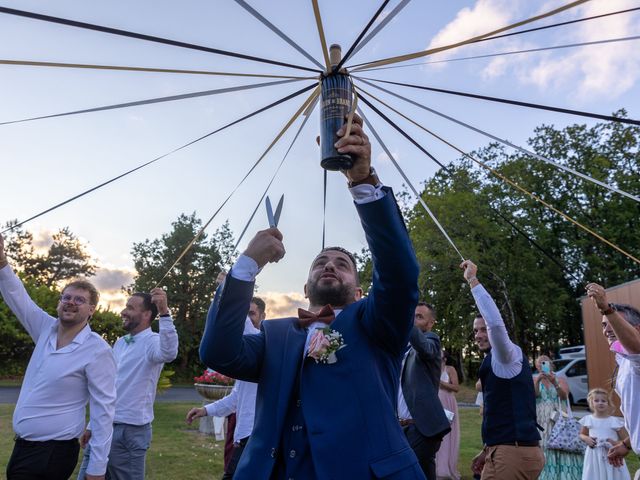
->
xmin=614 ymin=351 xmax=640 ymax=454
xmin=397 ymin=350 xmax=412 ymax=420
xmin=205 ymin=317 xmax=260 ymax=442
xmin=0 ymin=265 xmax=116 ymax=476
xmin=112 ymin=317 xmax=178 ymax=425
xmin=471 ymin=283 xmax=523 ymax=379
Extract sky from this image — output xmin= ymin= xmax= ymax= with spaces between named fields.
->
xmin=1 ymin=0 xmax=639 ymax=315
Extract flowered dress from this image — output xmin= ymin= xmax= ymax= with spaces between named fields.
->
xmin=536 ymin=381 xmax=583 ymax=479
xmin=579 ymin=415 xmax=631 ymax=480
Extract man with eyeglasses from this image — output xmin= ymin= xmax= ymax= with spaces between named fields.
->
xmin=0 ymin=233 xmax=116 ymax=480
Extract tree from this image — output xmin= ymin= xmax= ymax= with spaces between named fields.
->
xmin=2 ymin=222 xmax=96 ymax=286
xmin=385 ymin=114 xmax=639 ymax=379
xmin=128 ymin=214 xmax=236 ymax=377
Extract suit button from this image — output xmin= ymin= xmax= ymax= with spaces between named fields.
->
xmin=292 ymin=425 xmax=302 ymax=432
xmin=270 ymin=448 xmax=276 ymax=458
xmin=289 ymin=449 xmax=296 ymax=458
xmin=296 ymin=399 xmax=301 ymax=407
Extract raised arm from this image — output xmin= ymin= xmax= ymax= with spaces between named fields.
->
xmin=587 ymin=282 xmax=640 ymax=355
xmin=0 ymin=234 xmax=55 ymax=341
xmin=146 ymin=288 xmax=178 ymax=364
xmin=462 ymin=260 xmax=521 ymax=373
xmin=199 ymin=259 xmax=268 ymax=382
xmin=408 ymin=327 xmax=441 ymax=363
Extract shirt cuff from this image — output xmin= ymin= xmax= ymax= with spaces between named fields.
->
xmin=159 ymin=316 xmax=174 ymax=326
xmin=349 ymin=183 xmax=385 ymax=204
xmin=230 ymin=255 xmax=259 ymax=282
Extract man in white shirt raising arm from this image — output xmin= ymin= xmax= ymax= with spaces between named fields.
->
xmin=463 ymin=259 xmax=544 ymax=480
xmin=78 ymin=287 xmax=178 ymax=480
xmin=0 ymin=233 xmax=116 ymax=480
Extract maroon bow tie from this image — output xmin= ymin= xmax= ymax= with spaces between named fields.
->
xmin=297 ymin=305 xmax=335 ymax=328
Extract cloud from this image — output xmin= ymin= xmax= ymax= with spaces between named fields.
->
xmin=259 ymin=291 xmax=307 ymax=318
xmin=518 ymin=0 xmax=640 ymax=98
xmin=92 ymin=266 xmax=135 ymax=312
xmin=425 ymin=0 xmax=518 ymax=63
xmin=427 ymin=0 xmax=640 ymax=99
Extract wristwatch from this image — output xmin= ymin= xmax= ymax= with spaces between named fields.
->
xmin=600 ymin=303 xmax=616 ymax=316
xmin=348 ymin=167 xmax=380 ymax=187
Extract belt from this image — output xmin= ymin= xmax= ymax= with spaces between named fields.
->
xmin=399 ymin=418 xmax=415 ymax=427
xmin=14 ymin=435 xmax=78 ymax=445
xmin=491 ymin=441 xmax=539 ymax=447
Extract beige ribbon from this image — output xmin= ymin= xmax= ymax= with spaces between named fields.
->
xmin=353 ymin=0 xmax=591 ymax=71
xmin=311 ymin=0 xmax=332 ymax=72
xmin=358 ymin=87 xmax=640 ymax=266
xmin=0 ymin=59 xmax=314 ymax=80
xmin=155 ymin=86 xmax=321 ymax=288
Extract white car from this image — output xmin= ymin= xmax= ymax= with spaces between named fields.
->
xmin=558 ymin=345 xmax=586 ymax=359
xmin=553 ymin=357 xmax=588 ymax=405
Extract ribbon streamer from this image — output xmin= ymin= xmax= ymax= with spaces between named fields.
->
xmin=234 ymin=96 xmax=319 ymax=250
xmin=358 ymin=87 xmax=640 ymax=266
xmin=2 ymin=83 xmax=316 ymax=234
xmin=0 ymin=59 xmax=314 ymax=79
xmin=155 ymin=86 xmax=321 ymax=286
xmin=358 ymin=79 xmax=640 ymax=204
xmin=358 ymin=35 xmax=640 ymax=72
xmin=351 ymin=0 xmax=590 ymax=71
xmin=357 ymin=77 xmax=640 ymax=126
xmin=470 ymin=6 xmax=640 ymax=45
xmin=0 ymin=78 xmax=303 ymax=126
xmin=349 ymin=0 xmax=412 ymax=59
xmin=335 ymin=0 xmax=391 ymax=72
xmin=234 ymin=0 xmax=324 ymax=70
xmin=0 ymin=6 xmax=321 ymax=74
xmin=311 ymin=0 xmax=332 ymax=71
xmin=356 ymin=86 xmax=580 ymax=283
xmin=358 ymin=108 xmax=465 ymax=261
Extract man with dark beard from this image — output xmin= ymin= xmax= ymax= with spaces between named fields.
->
xmin=463 ymin=260 xmax=544 ymax=480
xmin=78 ymin=289 xmax=178 ymax=480
xmin=200 ymin=115 xmax=423 ymax=479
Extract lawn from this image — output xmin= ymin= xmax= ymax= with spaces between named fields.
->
xmin=0 ymin=404 xmax=637 ymax=479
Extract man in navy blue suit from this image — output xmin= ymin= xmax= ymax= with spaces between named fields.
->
xmin=200 ymin=115 xmax=423 ymax=479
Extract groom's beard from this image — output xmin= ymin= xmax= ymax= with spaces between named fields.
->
xmin=307 ymin=279 xmax=355 ymax=308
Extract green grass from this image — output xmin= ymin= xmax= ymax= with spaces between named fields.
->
xmin=0 ymin=404 xmax=637 ymax=479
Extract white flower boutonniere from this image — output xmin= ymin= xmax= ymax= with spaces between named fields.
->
xmin=307 ymin=327 xmax=346 ymax=364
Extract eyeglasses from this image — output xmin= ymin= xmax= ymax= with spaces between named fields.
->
xmin=59 ymin=294 xmax=90 ymax=306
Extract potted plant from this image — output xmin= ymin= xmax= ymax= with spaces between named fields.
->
xmin=194 ymin=369 xmax=234 ymax=400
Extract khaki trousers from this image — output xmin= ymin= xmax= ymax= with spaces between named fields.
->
xmin=481 ymin=444 xmax=545 ymax=480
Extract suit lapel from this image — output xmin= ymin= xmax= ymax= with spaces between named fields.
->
xmin=275 ymin=320 xmax=307 ymax=433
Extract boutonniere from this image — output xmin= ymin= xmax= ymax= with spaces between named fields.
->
xmin=307 ymin=327 xmax=346 ymax=364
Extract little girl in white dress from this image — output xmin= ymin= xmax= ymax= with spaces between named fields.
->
xmin=579 ymin=388 xmax=631 ymax=480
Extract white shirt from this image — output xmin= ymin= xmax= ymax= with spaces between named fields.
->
xmin=112 ymin=318 xmax=178 ymax=425
xmin=0 ymin=266 xmax=116 ymax=476
xmin=471 ymin=283 xmax=523 ymax=379
xmin=615 ymin=351 xmax=640 ymax=454
xmin=205 ymin=317 xmax=260 ymax=442
xmin=397 ymin=350 xmax=412 ymax=420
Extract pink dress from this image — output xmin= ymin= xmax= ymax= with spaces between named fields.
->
xmin=436 ymin=368 xmax=460 ymax=479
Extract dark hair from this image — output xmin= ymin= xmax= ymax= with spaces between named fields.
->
xmin=251 ymin=296 xmax=266 ymax=315
xmin=417 ymin=302 xmax=436 ymax=320
xmin=63 ymin=279 xmax=99 ymax=306
xmin=317 ymin=246 xmax=360 ymax=284
xmin=612 ymin=303 xmax=640 ymax=327
xmin=132 ymin=292 xmax=158 ymax=321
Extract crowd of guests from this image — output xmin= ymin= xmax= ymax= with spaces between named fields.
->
xmin=1 ymin=117 xmax=639 ymax=480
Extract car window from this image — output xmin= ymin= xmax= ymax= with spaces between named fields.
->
xmin=566 ymin=360 xmax=587 ymax=377
xmin=553 ymin=360 xmax=571 ymax=371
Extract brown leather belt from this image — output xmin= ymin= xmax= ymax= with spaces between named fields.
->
xmin=398 ymin=418 xmax=414 ymax=427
